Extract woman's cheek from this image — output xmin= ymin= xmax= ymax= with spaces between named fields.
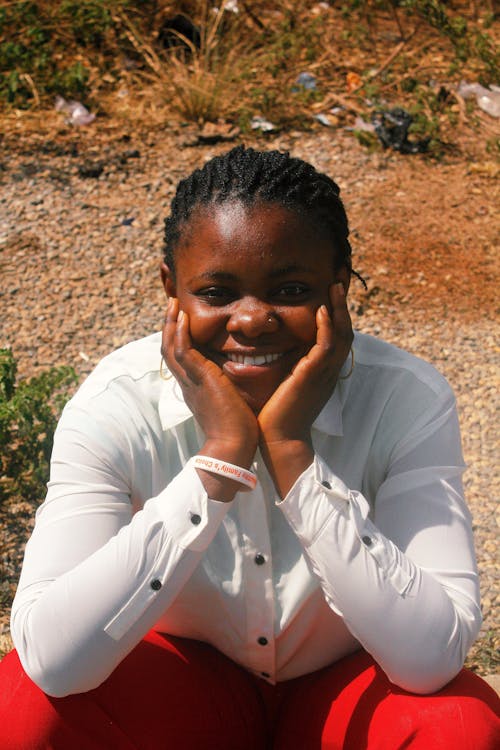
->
xmin=186 ymin=306 xmax=225 ymax=346
xmin=292 ymin=307 xmax=320 ymax=347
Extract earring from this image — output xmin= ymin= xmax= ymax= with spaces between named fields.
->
xmin=339 ymin=347 xmax=354 ymax=380
xmin=160 ymin=357 xmax=172 ymax=381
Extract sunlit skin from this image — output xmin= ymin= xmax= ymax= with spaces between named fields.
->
xmin=161 ymin=201 xmax=353 ymax=501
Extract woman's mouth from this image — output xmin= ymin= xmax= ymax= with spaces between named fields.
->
xmin=215 ymin=349 xmax=292 ymax=379
xmin=224 ymin=352 xmax=282 ymax=366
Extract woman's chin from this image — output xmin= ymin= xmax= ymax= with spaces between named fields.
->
xmin=239 ymin=390 xmax=268 ymax=415
xmin=231 ymin=383 xmax=274 ymax=414
xmin=227 ymin=370 xmax=285 ymax=414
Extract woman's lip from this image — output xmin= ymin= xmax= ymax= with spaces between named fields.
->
xmin=221 ymin=358 xmax=286 ymax=377
xmin=223 ymin=351 xmax=284 ymax=366
xmin=211 ymin=349 xmax=293 ymax=376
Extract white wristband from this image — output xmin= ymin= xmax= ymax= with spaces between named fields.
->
xmin=192 ymin=455 xmax=257 ymax=491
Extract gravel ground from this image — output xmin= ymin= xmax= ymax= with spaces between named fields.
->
xmin=0 ymin=122 xmax=498 ymax=675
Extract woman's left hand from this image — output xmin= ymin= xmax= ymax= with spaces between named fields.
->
xmin=258 ymin=282 xmax=353 ymax=497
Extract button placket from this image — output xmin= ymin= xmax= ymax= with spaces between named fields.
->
xmin=238 ymin=472 xmax=275 ymax=678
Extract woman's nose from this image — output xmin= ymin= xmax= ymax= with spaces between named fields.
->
xmin=226 ymin=301 xmax=279 ymax=338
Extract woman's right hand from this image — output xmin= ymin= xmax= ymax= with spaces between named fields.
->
xmin=162 ymin=298 xmax=259 ymax=500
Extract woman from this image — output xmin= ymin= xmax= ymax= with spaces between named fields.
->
xmin=1 ymin=146 xmax=499 ymax=748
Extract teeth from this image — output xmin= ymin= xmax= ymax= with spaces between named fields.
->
xmin=226 ymin=352 xmax=282 ymax=366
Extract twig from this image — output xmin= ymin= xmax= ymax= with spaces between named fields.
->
xmin=368 ymin=27 xmax=418 ymax=82
xmin=20 ymin=74 xmax=40 ymax=107
xmin=361 ymin=24 xmax=420 ymax=91
xmin=113 ymin=13 xmax=165 ymax=79
xmin=313 ymin=26 xmax=419 ymax=115
xmin=389 ymin=1 xmax=406 ymax=41
xmin=450 ymin=90 xmax=467 ymax=128
xmin=312 ymin=92 xmax=365 ymax=116
xmin=240 ymin=1 xmax=266 ymax=31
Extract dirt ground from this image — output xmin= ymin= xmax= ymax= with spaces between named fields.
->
xmin=2 ymin=106 xmax=499 ymax=315
xmin=0 ymin=107 xmax=499 ymax=674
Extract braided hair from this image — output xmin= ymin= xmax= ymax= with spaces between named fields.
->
xmin=163 ymin=145 xmax=365 ymax=286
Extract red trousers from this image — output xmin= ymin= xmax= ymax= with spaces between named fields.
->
xmin=1 ymin=630 xmax=499 ymax=749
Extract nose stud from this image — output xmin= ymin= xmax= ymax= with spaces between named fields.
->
xmin=266 ymin=314 xmax=278 ymax=328
xmin=227 ymin=309 xmax=278 ymax=334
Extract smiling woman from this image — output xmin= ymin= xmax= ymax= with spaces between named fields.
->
xmin=161 ymin=201 xmax=350 ymax=414
xmin=1 ymin=146 xmax=499 ymax=749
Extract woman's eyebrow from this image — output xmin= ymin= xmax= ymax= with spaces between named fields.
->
xmin=188 ymin=264 xmax=314 ymax=285
xmin=268 ymin=263 xmax=314 ymax=279
xmin=189 ymin=270 xmax=237 ymax=283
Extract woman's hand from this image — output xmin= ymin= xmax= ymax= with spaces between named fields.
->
xmin=258 ymin=283 xmax=353 ymax=498
xmin=162 ymin=298 xmax=259 ymax=501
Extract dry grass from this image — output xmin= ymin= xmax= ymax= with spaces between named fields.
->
xmin=102 ymin=2 xmax=252 ymax=125
xmin=166 ymin=3 xmax=244 ymax=124
xmin=2 ymin=1 xmax=498 ymax=153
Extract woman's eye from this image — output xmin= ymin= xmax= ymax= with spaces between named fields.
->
xmin=275 ymin=284 xmax=308 ymax=298
xmin=196 ymin=287 xmax=233 ymax=302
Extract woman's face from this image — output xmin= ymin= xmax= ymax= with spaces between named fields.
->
xmin=162 ymin=201 xmax=349 ymax=413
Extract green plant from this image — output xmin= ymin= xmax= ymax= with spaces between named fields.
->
xmin=400 ymin=1 xmax=498 ymax=81
xmin=0 ymin=349 xmax=78 ymax=505
xmin=59 ymin=0 xmax=114 ymax=48
xmin=50 ymin=61 xmax=91 ymax=98
xmin=465 ymin=629 xmax=500 ymax=676
xmin=0 ymin=0 xmax=132 ymax=107
xmin=353 ymin=128 xmax=380 ymax=151
xmin=0 ymin=2 xmax=52 ymax=106
xmin=485 ymin=137 xmax=500 ymax=157
xmin=473 ymin=31 xmax=499 ymax=84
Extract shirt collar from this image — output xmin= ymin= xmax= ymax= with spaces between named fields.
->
xmin=311 ymin=386 xmax=344 ymax=436
xmin=312 ymin=339 xmax=355 ymax=437
xmin=158 ymin=340 xmax=355 ymax=437
xmin=158 ymin=378 xmax=193 ymax=431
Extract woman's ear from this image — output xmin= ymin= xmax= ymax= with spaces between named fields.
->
xmin=160 ymin=261 xmax=176 ymax=297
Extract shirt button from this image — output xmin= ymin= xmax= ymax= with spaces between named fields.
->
xmin=150 ymin=579 xmax=162 ymax=591
xmin=190 ymin=513 xmax=201 ymax=525
xmin=362 ymin=535 xmax=372 ymax=546
xmin=321 ymin=480 xmax=332 ymax=489
xmin=257 ymin=636 xmax=268 ymax=646
xmin=254 ymin=553 xmax=266 ymax=566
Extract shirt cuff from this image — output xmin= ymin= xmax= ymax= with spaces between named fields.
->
xmin=278 ymin=455 xmax=355 ymax=544
xmin=104 ymin=465 xmax=230 ymax=640
xmin=279 ymin=455 xmax=415 ymax=598
xmin=148 ymin=462 xmax=230 ymax=552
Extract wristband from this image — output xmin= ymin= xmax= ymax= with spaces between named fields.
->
xmin=192 ymin=455 xmax=257 ymax=491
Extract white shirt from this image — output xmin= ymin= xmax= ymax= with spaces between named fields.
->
xmin=11 ymin=331 xmax=481 ymax=698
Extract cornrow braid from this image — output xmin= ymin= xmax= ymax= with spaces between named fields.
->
xmin=163 ymin=145 xmax=366 ymax=287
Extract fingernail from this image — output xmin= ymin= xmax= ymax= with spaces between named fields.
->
xmin=178 ymin=310 xmax=184 ymax=322
xmin=336 ymin=282 xmax=345 ymax=296
xmin=319 ymin=304 xmax=328 ymax=315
